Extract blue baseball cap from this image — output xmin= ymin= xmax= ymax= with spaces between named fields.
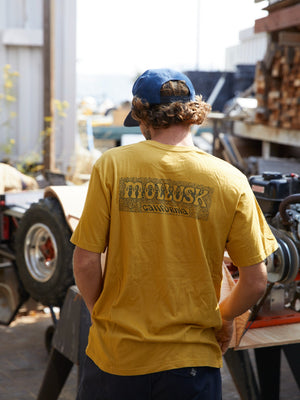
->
xmin=124 ymin=68 xmax=196 ymax=127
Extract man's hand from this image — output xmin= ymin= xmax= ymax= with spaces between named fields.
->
xmin=216 ymin=261 xmax=267 ymax=354
xmin=215 ymin=319 xmax=234 ymax=355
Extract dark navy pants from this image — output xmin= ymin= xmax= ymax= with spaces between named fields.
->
xmin=77 ymin=355 xmax=222 ymax=400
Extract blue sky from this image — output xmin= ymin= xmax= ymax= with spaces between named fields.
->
xmin=76 ymin=0 xmax=268 ymax=77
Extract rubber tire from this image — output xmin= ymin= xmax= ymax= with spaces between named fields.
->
xmin=15 ymin=197 xmax=74 ymax=307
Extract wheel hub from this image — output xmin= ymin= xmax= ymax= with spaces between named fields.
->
xmin=24 ymin=223 xmax=58 ymax=282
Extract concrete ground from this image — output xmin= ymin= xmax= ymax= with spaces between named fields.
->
xmin=0 ymin=310 xmax=299 ymax=400
xmin=0 ymin=311 xmax=77 ymax=400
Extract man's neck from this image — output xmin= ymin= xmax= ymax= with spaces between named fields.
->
xmin=147 ymin=125 xmax=195 ymax=147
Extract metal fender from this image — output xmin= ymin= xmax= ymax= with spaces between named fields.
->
xmin=44 ymin=185 xmax=88 ymax=232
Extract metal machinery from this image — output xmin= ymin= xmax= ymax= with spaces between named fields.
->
xmin=223 ymin=171 xmax=300 ymax=400
xmin=249 ymin=172 xmax=300 ymax=328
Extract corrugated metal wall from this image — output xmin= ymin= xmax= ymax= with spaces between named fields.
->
xmin=0 ymin=0 xmax=76 ymax=173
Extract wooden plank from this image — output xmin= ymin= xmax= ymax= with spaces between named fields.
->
xmin=255 ymin=3 xmax=300 ymax=33
xmin=278 ymin=31 xmax=300 ymax=46
xmin=237 ymin=323 xmax=300 ymax=350
xmin=219 ymin=133 xmax=247 ymax=171
xmin=254 ymin=42 xmax=300 ymax=130
xmin=263 ymin=42 xmax=279 ymax=70
xmin=233 ymin=120 xmax=300 ymax=147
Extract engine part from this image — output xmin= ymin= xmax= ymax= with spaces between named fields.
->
xmin=250 ymin=172 xmax=300 ymax=218
xmin=266 ymin=226 xmax=299 ymax=283
xmin=245 ymin=171 xmax=300 ymax=328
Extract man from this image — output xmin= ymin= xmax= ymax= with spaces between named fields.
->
xmin=71 ymin=68 xmax=278 ymax=399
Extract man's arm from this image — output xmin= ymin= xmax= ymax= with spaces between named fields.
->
xmin=220 ymin=261 xmax=267 ymax=320
xmin=73 ymin=246 xmax=103 ymax=314
xmin=216 ymin=261 xmax=268 ymax=354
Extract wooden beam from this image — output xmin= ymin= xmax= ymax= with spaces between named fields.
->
xmin=233 ymin=121 xmax=300 ymax=147
xmin=43 ymin=0 xmax=55 ymax=171
xmin=255 ymin=3 xmax=300 ymax=33
xmin=237 ymin=323 xmax=300 ymax=350
xmin=264 ymin=0 xmax=300 ymax=13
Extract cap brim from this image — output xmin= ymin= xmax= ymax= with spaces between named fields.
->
xmin=124 ymin=111 xmax=139 ymax=127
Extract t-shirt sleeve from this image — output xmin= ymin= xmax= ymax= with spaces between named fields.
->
xmin=226 ymin=180 xmax=278 ymax=267
xmin=70 ymin=160 xmax=110 ymax=253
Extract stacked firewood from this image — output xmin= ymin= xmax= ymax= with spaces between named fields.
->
xmin=255 ymin=32 xmax=300 ymax=129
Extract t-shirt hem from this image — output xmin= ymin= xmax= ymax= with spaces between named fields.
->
xmin=70 ymin=236 xmax=105 ymax=254
xmin=86 ymin=349 xmax=222 ymax=376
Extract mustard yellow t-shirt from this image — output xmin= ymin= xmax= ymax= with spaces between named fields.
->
xmin=71 ymin=140 xmax=277 ymax=376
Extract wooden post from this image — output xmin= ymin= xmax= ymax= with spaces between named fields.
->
xmin=43 ymin=0 xmax=55 ymax=171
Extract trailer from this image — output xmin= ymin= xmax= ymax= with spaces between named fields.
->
xmin=0 ymin=185 xmax=87 ymax=323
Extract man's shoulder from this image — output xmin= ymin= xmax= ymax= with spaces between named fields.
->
xmin=107 ymin=141 xmax=144 ymax=155
xmin=95 ymin=142 xmax=145 ymax=165
xmin=201 ymin=151 xmax=245 ymax=177
xmin=196 ymin=152 xmax=250 ymax=196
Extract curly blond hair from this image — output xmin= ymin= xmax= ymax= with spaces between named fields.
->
xmin=131 ymin=80 xmax=211 ymax=129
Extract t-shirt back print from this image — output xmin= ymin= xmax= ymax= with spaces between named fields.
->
xmin=119 ymin=177 xmax=214 ymax=219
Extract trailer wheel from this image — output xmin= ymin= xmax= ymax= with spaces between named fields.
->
xmin=15 ymin=197 xmax=74 ymax=307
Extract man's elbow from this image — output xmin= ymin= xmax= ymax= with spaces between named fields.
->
xmin=73 ymin=246 xmax=84 ymax=270
xmin=255 ymin=262 xmax=268 ymax=295
xmin=239 ymin=261 xmax=268 ymax=300
xmin=73 ymin=245 xmax=101 ymax=263
xmin=73 ymin=246 xmax=98 ymax=273
xmin=254 ymin=275 xmax=268 ymax=299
